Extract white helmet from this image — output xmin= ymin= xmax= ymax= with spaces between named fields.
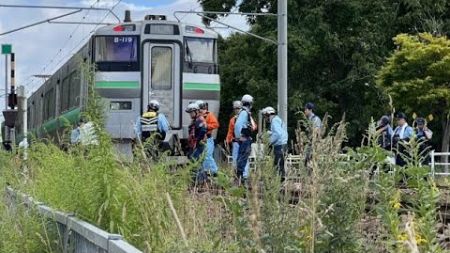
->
xmin=232 ymin=100 xmax=242 ymax=109
xmin=185 ymin=102 xmax=200 ymax=113
xmin=148 ymin=100 xmax=160 ymax=111
xmin=241 ymin=94 xmax=253 ymax=103
xmin=262 ymin=106 xmax=276 ymax=115
xmin=195 ymin=100 xmax=207 ymax=109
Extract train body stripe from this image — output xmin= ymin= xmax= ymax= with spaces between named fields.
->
xmin=95 ymin=81 xmax=140 ymax=89
xmin=183 ymin=82 xmax=220 ymax=91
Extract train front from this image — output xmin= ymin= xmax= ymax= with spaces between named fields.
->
xmin=92 ymin=15 xmax=220 ymax=156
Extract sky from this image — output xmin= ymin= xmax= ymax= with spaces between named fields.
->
xmin=0 ymin=0 xmax=248 ymax=120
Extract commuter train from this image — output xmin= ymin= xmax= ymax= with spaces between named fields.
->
xmin=18 ymin=13 xmax=220 ymax=155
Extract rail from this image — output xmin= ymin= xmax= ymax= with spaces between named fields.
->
xmin=5 ymin=187 xmax=142 ymax=253
xmin=430 ymin=151 xmax=450 ymax=178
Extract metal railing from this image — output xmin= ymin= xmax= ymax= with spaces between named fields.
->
xmin=430 ymin=151 xmax=450 ymax=178
xmin=5 ymin=187 xmax=142 ymax=253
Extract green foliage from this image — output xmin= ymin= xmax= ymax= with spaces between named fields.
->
xmin=377 ymin=33 xmax=450 ymax=151
xmin=203 ymin=0 xmax=450 ymax=147
xmin=377 ymin=33 xmax=450 ymax=114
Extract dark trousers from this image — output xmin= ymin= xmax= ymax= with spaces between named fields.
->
xmin=190 ymin=144 xmax=205 ymax=161
xmin=274 ymin=144 xmax=287 ymax=181
xmin=190 ymin=144 xmax=206 ymax=184
xmin=237 ymin=139 xmax=252 ymax=179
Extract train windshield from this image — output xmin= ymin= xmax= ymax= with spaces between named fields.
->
xmin=95 ymin=36 xmax=138 ymax=62
xmin=185 ymin=37 xmax=216 ymax=63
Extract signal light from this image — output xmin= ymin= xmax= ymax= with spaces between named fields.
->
xmin=186 ymin=26 xmax=204 ymax=34
xmin=113 ymin=25 xmax=125 ymax=32
xmin=194 ymin=27 xmax=204 ymax=34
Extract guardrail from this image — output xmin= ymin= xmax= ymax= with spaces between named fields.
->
xmin=5 ymin=187 xmax=142 ymax=253
xmin=430 ymin=151 xmax=450 ymax=177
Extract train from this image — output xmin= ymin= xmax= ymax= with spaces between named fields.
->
xmin=15 ymin=12 xmax=221 ymax=156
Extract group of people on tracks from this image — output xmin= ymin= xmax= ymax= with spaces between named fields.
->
xmin=376 ymin=112 xmax=433 ymax=166
xmin=134 ymin=93 xmax=326 ymax=186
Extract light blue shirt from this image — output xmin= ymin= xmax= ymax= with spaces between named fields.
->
xmin=394 ymin=123 xmax=413 ymax=140
xmin=308 ymin=113 xmax=322 ymax=129
xmin=234 ymin=107 xmax=250 ymax=139
xmin=157 ymin=113 xmax=170 ymax=133
xmin=269 ymin=115 xmax=288 ymax=146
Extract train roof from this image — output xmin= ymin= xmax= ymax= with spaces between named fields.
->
xmin=94 ymin=18 xmax=218 ymax=39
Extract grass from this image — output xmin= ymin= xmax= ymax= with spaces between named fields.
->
xmin=1 ymin=116 xmax=444 ymax=253
xmin=0 ymin=63 xmax=446 ymax=252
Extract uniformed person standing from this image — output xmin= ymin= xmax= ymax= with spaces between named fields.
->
xmin=262 ymin=106 xmax=288 ymax=181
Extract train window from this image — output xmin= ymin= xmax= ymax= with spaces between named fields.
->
xmin=151 ymin=47 xmax=172 ymax=90
xmin=110 ymin=101 xmax=132 ymax=110
xmin=61 ymin=76 xmax=70 ymax=112
xmin=69 ymin=71 xmax=80 ymax=108
xmin=95 ymin=36 xmax=138 ymax=62
xmin=185 ymin=37 xmax=216 ymax=63
xmin=44 ymin=88 xmax=55 ymax=120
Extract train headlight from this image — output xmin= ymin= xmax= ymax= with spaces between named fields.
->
xmin=185 ymin=26 xmax=204 ymax=34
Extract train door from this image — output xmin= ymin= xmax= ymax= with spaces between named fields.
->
xmin=142 ymin=42 xmax=181 ymax=129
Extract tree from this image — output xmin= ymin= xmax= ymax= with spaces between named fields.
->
xmin=201 ymin=0 xmax=450 ymax=146
xmin=377 ymin=33 xmax=450 ymax=153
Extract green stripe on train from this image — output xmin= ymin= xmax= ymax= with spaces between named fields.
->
xmin=95 ymin=81 xmax=140 ymax=89
xmin=183 ymin=82 xmax=220 ymax=91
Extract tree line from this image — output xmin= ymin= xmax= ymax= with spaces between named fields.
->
xmin=199 ymin=0 xmax=450 ymax=152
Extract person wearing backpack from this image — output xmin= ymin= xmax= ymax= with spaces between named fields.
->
xmin=234 ymin=94 xmax=257 ymax=184
xmin=262 ymin=106 xmax=288 ymax=181
xmin=226 ymin=100 xmax=250 ymax=179
xmin=196 ymin=100 xmax=220 ymax=176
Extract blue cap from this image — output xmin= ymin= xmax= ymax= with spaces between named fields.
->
xmin=305 ymin=102 xmax=315 ymax=110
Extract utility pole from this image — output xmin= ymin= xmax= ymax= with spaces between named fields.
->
xmin=278 ymin=0 xmax=288 ymax=124
xmin=1 ymin=44 xmax=17 ymax=151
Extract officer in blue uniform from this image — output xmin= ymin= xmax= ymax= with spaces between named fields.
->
xmin=262 ymin=106 xmax=288 ymax=181
xmin=234 ymin=94 xmax=256 ymax=183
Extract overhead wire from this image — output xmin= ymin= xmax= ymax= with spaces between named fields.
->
xmin=44 ymin=0 xmax=121 ymax=79
xmin=23 ymin=0 xmax=102 ymax=93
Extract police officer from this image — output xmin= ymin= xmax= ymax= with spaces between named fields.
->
xmin=304 ymin=102 xmax=322 ymax=130
xmin=196 ymin=100 xmax=219 ymax=175
xmin=226 ymin=100 xmax=250 ymax=179
xmin=235 ymin=94 xmax=256 ymax=183
xmin=304 ymin=102 xmax=322 ymax=166
xmin=376 ymin=115 xmax=393 ymax=150
xmin=393 ymin=112 xmax=413 ymax=166
xmin=135 ymin=100 xmax=170 ymax=140
xmin=185 ymin=103 xmax=208 ymax=183
xmin=414 ymin=117 xmax=433 ymax=165
xmin=262 ymin=106 xmax=288 ymax=181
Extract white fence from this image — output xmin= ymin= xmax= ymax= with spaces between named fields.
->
xmin=5 ymin=187 xmax=142 ymax=253
xmin=430 ymin=151 xmax=450 ymax=177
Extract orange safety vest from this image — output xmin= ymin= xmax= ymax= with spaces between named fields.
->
xmin=204 ymin=111 xmax=219 ymax=135
xmin=226 ymin=114 xmax=257 ymax=143
xmin=226 ymin=115 xmax=237 ymax=144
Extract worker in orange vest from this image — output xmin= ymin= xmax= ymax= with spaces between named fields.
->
xmin=196 ymin=100 xmax=220 ymax=175
xmin=226 ymin=100 xmax=250 ymax=178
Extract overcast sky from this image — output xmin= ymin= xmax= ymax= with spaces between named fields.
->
xmin=0 ymin=0 xmax=248 ymax=120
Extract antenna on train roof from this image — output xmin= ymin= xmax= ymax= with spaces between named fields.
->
xmin=124 ymin=10 xmax=132 ymax=22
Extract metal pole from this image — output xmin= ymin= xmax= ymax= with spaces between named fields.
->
xmin=4 ymin=54 xmax=7 ymax=110
xmin=278 ymin=0 xmax=288 ymax=124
